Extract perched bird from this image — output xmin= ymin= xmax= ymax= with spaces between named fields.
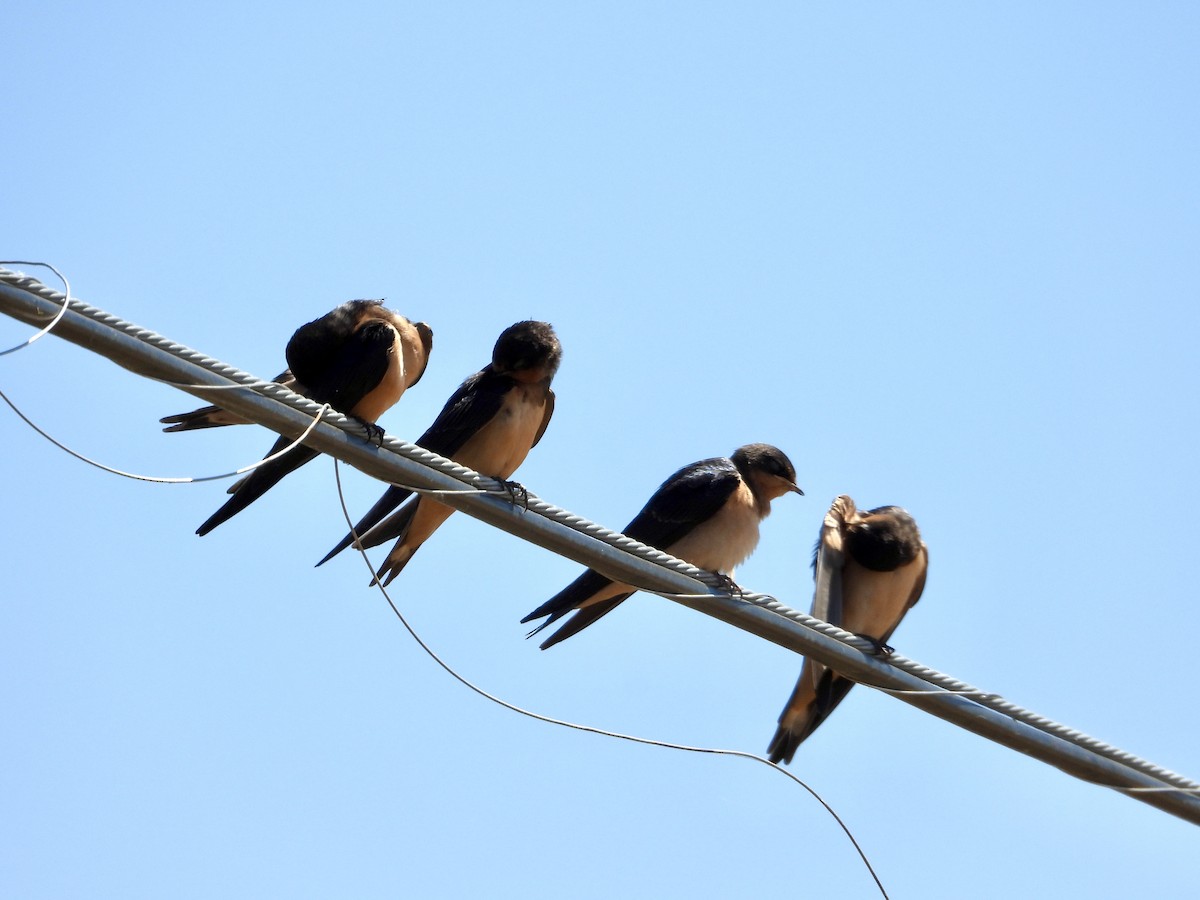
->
xmin=766 ymin=496 xmax=927 ymax=765
xmin=522 ymin=443 xmax=803 ymax=649
xmin=163 ymin=300 xmax=433 ymax=536
xmin=317 ymin=320 xmax=561 ymax=587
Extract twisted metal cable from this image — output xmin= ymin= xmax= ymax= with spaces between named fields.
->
xmin=731 ymin=591 xmax=1200 ymax=793
xmin=0 ymin=262 xmax=71 ymax=355
xmin=2 ymin=264 xmax=1196 ymax=799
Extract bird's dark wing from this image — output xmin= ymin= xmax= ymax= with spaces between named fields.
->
xmin=195 ymin=437 xmax=320 ymax=536
xmin=348 ymin=491 xmax=427 ymax=553
xmin=811 ymin=518 xmax=846 ymax=632
xmin=366 ymin=497 xmax=421 ymax=586
xmin=529 ymin=588 xmax=635 ymax=650
xmin=193 ymin=319 xmax=393 ymax=536
xmin=520 ymin=569 xmax=618 ymax=631
xmin=765 ymin=668 xmax=858 ymax=765
xmin=620 ymin=456 xmax=742 ymax=548
xmin=316 ymin=368 xmax=511 ymax=564
xmin=286 ymin=310 xmax=396 ymax=415
xmin=520 ymin=457 xmax=742 ymax=646
xmin=414 ymin=369 xmax=512 ymax=457
xmin=189 ymin=303 xmax=405 ymax=536
xmin=315 ymin=484 xmax=411 ymax=566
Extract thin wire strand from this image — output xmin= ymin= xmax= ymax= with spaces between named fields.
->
xmin=871 ymin=685 xmax=998 ymax=698
xmin=331 ymin=459 xmax=890 ymax=900
xmin=0 ymin=261 xmax=70 ymax=356
xmin=0 ymin=385 xmax=331 ymax=484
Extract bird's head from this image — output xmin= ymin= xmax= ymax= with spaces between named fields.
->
xmin=493 ymin=320 xmax=562 ymax=383
xmin=732 ymin=443 xmax=804 ymax=502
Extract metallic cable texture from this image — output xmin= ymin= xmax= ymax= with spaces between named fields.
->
xmin=737 ymin=592 xmax=1200 ymax=792
xmin=2 ymin=265 xmax=1197 ymax=804
xmin=0 ymin=262 xmax=71 ymax=355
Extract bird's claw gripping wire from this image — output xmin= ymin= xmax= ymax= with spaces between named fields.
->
xmin=710 ymin=572 xmax=745 ymax=598
xmin=353 ymin=417 xmax=386 ymax=447
xmin=499 ymin=479 xmax=530 ymax=510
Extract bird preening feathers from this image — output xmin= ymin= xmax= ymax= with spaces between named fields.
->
xmin=766 ymin=496 xmax=927 ymax=764
xmin=162 ymin=299 xmax=432 ymax=535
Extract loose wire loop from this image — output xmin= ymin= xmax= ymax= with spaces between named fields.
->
xmin=0 ymin=384 xmax=331 ymax=485
xmin=0 ymin=262 xmax=343 ymax=484
xmin=0 ymin=262 xmax=70 ymax=356
xmin=331 ymin=459 xmax=893 ymax=900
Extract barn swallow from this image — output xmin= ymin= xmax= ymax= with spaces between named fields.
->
xmin=521 ymin=444 xmax=803 ymax=650
xmin=765 ymin=496 xmax=927 ymax=765
xmin=316 ymin=320 xmax=561 ymax=586
xmin=163 ymin=299 xmax=433 ymax=536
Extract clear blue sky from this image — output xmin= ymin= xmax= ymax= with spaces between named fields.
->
xmin=4 ymin=3 xmax=1198 ymax=898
